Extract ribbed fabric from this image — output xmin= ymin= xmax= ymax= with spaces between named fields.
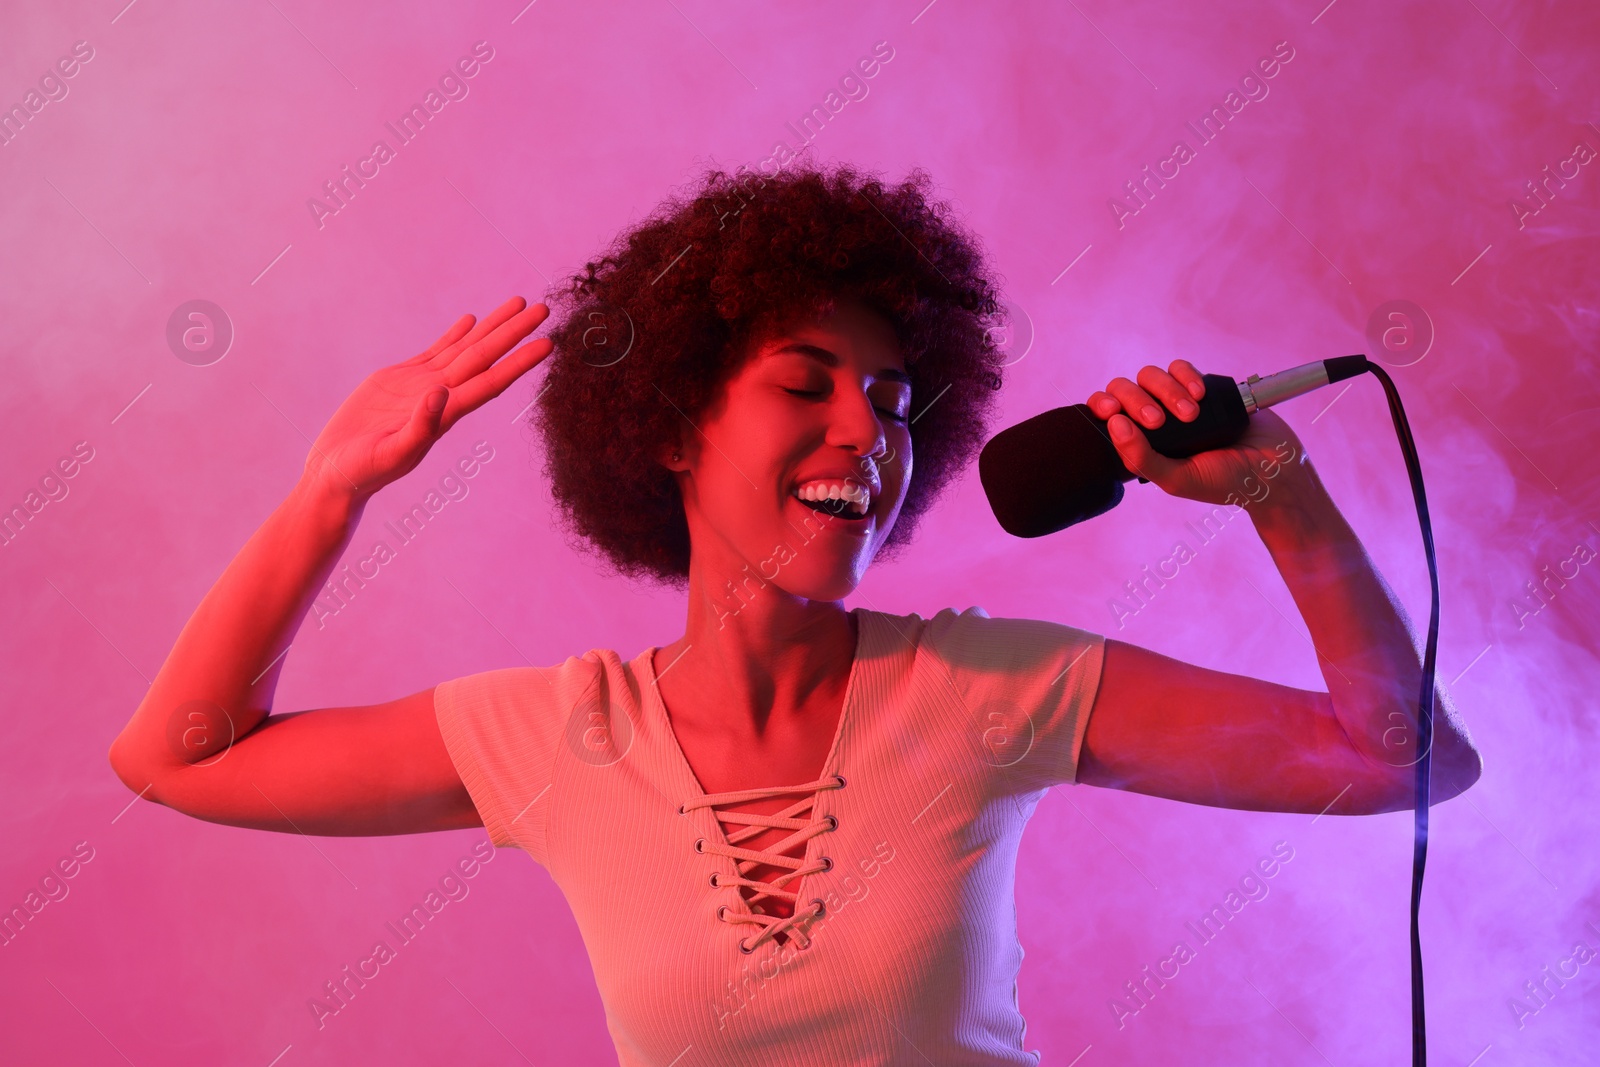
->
xmin=435 ymin=605 xmax=1105 ymax=1066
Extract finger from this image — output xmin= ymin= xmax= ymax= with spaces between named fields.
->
xmin=1106 ymin=376 xmax=1166 ymax=429
xmin=404 ymin=313 xmax=475 ymax=366
xmin=373 ymin=386 xmax=449 ymax=471
xmin=1169 ymin=359 xmax=1206 ymax=400
xmin=1136 ymin=365 xmax=1201 ymax=422
xmin=443 ymin=302 xmax=550 ymax=387
xmin=1107 ymin=412 xmax=1178 ymax=483
xmin=429 ymin=296 xmax=529 ymax=368
xmin=448 ymin=337 xmax=555 ymax=415
xmin=1086 ymin=390 xmax=1121 ymax=419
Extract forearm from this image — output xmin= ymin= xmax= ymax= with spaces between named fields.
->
xmin=109 ymin=472 xmax=365 ymax=778
xmin=1247 ymin=453 xmax=1481 ymax=801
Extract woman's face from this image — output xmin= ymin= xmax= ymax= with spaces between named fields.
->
xmin=667 ymin=297 xmax=914 ymax=606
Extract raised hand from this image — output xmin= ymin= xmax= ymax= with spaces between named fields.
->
xmin=303 ymin=297 xmax=553 ymax=503
xmin=1088 ymin=359 xmax=1313 ymax=510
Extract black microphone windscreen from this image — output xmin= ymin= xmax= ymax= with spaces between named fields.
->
xmin=978 ymin=403 xmax=1131 ymax=537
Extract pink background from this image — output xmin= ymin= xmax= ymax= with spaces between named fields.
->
xmin=3 ymin=0 xmax=1597 ymax=1063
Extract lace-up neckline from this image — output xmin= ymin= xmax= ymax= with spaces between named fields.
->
xmin=682 ymin=775 xmax=846 ymax=953
xmin=644 ymin=610 xmax=870 ymax=956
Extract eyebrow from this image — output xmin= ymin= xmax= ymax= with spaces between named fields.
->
xmin=770 ymin=343 xmax=912 ymax=385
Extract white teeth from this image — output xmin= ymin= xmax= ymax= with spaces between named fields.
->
xmin=794 ymin=480 xmax=871 ymax=516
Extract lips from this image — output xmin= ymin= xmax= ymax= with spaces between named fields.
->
xmin=794 ymin=494 xmax=868 ymax=520
xmin=790 ymin=479 xmax=870 ymax=521
xmin=787 ymin=492 xmax=873 ymax=536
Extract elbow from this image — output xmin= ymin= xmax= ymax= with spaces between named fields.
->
xmin=1366 ymin=744 xmax=1483 ymax=814
xmin=107 ymin=734 xmax=160 ymax=800
xmin=1433 ymin=742 xmax=1484 ymax=804
xmin=1428 ymin=686 xmax=1484 ymax=803
xmin=1424 ymin=712 xmax=1486 ymax=805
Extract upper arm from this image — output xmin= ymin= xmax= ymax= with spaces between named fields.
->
xmin=111 ymin=687 xmax=487 ymax=837
xmin=1075 ymin=638 xmax=1407 ymax=815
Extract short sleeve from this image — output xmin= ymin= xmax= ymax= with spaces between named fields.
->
xmin=434 ymin=661 xmax=585 ymax=866
xmin=926 ymin=606 xmax=1107 ymax=789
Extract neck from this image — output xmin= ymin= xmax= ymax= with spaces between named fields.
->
xmin=656 ymin=554 xmax=857 ymax=737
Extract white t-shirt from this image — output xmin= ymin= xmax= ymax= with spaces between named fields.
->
xmin=434 ymin=605 xmax=1106 ymax=1066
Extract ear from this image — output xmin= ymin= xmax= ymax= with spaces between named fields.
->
xmin=654 ymin=434 xmax=687 ymax=472
xmin=655 ymin=412 xmax=699 ymax=471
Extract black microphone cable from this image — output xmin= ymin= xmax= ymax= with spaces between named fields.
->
xmin=1356 ymin=357 xmax=1438 ymax=1067
xmin=1300 ymin=356 xmax=1438 ymax=1064
xmin=1182 ymin=356 xmax=1439 ymax=1062
xmin=1259 ymin=355 xmax=1439 ymax=1063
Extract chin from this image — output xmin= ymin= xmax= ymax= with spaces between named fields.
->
xmin=770 ymin=540 xmax=881 ymax=602
xmin=779 ymin=568 xmax=864 ymax=604
xmin=715 ymin=500 xmax=902 ymax=605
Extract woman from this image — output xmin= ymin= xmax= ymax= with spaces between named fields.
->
xmin=109 ymin=163 xmax=1481 ymax=1064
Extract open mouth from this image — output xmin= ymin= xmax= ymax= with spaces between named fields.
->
xmin=792 ymin=482 xmax=871 ymax=521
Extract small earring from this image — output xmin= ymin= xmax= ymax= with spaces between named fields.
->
xmin=671 ymin=451 xmax=681 ymax=462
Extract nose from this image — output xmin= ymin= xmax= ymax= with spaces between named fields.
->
xmin=825 ymin=384 xmax=888 ymax=462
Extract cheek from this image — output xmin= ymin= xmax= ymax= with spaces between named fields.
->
xmin=884 ymin=437 xmax=913 ymax=502
xmin=699 ymin=461 xmax=768 ymax=518
xmin=696 ymin=415 xmax=794 ymax=514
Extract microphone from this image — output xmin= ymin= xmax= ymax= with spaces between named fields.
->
xmin=979 ymin=355 xmax=1372 ymax=537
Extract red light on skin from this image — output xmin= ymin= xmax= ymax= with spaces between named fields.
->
xmin=788 ymin=494 xmax=874 ymax=537
xmin=674 ymin=296 xmax=909 ymax=610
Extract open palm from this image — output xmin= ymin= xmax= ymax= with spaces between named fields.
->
xmin=304 ymin=297 xmax=552 ymax=503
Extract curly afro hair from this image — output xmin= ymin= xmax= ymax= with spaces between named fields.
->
xmin=531 ymin=159 xmax=1009 ymax=588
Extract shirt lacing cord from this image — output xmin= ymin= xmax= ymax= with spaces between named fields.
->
xmin=680 ymin=774 xmax=846 ymax=954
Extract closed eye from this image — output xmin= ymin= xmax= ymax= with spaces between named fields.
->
xmin=784 ymin=388 xmax=907 ymax=422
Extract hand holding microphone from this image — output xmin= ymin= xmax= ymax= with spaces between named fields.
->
xmin=979 ymin=354 xmax=1372 ymax=536
xmin=1089 ymin=360 xmax=1311 ymax=512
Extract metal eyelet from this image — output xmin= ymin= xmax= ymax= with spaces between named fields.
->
xmin=710 ymin=873 xmax=720 ymax=887
xmin=716 ymin=904 xmax=730 ymax=920
xmin=817 ymin=856 xmax=833 ymax=872
xmin=823 ymin=815 xmax=839 ymax=831
xmin=738 ymin=938 xmax=756 ymax=954
xmin=694 ymin=838 xmax=706 ymax=853
xmin=833 ymin=773 xmax=847 ymax=787
xmin=809 ymin=897 xmax=827 ymax=918
xmin=677 ymin=804 xmax=688 ymax=815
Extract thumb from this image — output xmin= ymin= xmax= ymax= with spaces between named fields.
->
xmin=1108 ymin=413 xmax=1176 ymax=485
xmin=381 ymin=386 xmax=449 ymax=469
xmin=417 ymin=385 xmax=449 ymax=437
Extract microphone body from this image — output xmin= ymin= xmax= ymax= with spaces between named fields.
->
xmin=979 ymin=356 xmax=1369 ymax=537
